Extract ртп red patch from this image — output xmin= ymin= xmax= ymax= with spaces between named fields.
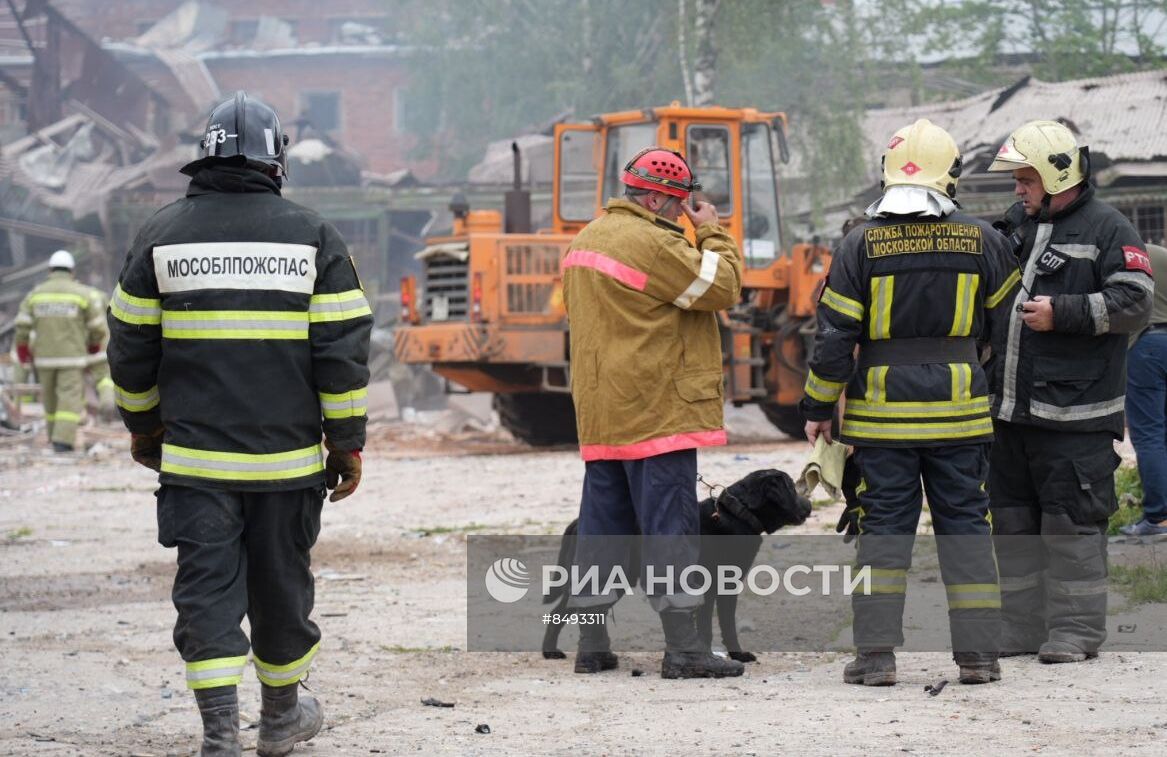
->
xmin=1123 ymin=245 xmax=1152 ymax=274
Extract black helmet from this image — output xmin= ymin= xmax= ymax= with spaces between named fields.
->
xmin=182 ymin=91 xmax=289 ymax=177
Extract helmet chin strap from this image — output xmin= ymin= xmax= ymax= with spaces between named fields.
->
xmin=1038 ymin=193 xmax=1052 ymax=222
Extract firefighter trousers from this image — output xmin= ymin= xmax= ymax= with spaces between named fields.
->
xmin=570 ymin=448 xmax=702 ymax=612
xmin=851 ymin=444 xmax=1000 ymax=664
xmin=39 ymin=367 xmax=83 ymax=447
xmin=989 ymin=421 xmax=1116 ymax=655
xmin=157 ymin=484 xmax=324 ymax=690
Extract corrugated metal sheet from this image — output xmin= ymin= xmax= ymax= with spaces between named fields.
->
xmin=859 ymin=69 xmax=1167 ymax=185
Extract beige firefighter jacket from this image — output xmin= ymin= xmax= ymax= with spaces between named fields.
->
xmin=15 ymin=271 xmax=107 ymax=369
xmin=563 ymin=197 xmax=742 ymax=460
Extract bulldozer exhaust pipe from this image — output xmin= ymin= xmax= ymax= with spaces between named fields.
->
xmin=505 ymin=141 xmax=532 ymax=234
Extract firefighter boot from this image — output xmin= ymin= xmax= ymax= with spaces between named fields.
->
xmin=659 ymin=609 xmax=744 ymax=679
xmin=256 ymin=683 xmax=323 ymax=757
xmin=574 ymin=607 xmax=618 ymax=674
xmin=843 ymin=649 xmax=897 ymax=686
xmin=194 ymin=685 xmax=241 ymax=757
xmin=956 ymin=653 xmax=1002 ymax=685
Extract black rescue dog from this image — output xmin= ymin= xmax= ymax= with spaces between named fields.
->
xmin=542 ymin=468 xmax=812 ymax=663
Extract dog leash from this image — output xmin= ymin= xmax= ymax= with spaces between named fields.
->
xmin=696 ymin=473 xmax=725 ymax=500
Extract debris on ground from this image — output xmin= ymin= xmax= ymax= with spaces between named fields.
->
xmin=475 ymin=723 xmax=491 ymax=734
xmin=925 ymin=679 xmax=948 ymax=696
xmin=421 ymin=697 xmax=455 ymax=708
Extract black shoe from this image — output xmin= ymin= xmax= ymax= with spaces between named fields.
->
xmin=658 ymin=610 xmax=744 ymax=679
xmin=194 ymin=686 xmax=242 ymax=757
xmin=574 ymin=651 xmax=619 ymax=673
xmin=959 ymin=661 xmax=1002 ymax=684
xmin=51 ymin=442 xmax=74 ymax=453
xmin=843 ymin=650 xmax=896 ymax=686
xmin=257 ymin=683 xmax=323 ymax=757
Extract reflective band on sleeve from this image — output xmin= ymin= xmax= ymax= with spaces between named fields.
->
xmin=1029 ymin=396 xmax=1125 ymax=422
xmin=948 ymin=273 xmax=979 ymax=336
xmin=115 ymin=383 xmax=160 ymax=412
xmin=254 ymin=642 xmax=320 ymax=687
xmin=161 ymin=443 xmax=325 ymax=481
xmin=110 ymin=284 xmax=162 ymax=326
xmin=161 ymin=310 xmax=309 ymax=340
xmin=946 ymin=582 xmax=1001 ymax=609
xmin=804 ymin=368 xmax=846 ymax=403
xmin=869 ymin=276 xmax=894 ymax=340
xmin=673 ymin=249 xmax=721 ymax=309
xmin=186 ymin=655 xmax=248 ymax=690
xmin=319 ymin=387 xmax=368 ymax=419
xmin=46 ymin=411 xmax=81 ymax=423
xmin=1105 ymin=270 xmax=1155 ymax=295
xmin=820 ymin=287 xmax=864 ymax=321
xmin=985 ymin=269 xmax=1021 ymax=308
xmin=1087 ymin=292 xmax=1109 ymax=335
xmin=309 ymin=290 xmax=373 ymax=323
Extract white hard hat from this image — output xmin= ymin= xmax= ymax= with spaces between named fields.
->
xmin=49 ymin=250 xmax=75 ymax=270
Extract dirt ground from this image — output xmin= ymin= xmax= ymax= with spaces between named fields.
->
xmin=2 ymin=408 xmax=1166 ymax=756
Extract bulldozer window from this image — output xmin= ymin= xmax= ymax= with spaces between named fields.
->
xmin=558 ymin=129 xmax=600 ymax=222
xmin=602 ymin=123 xmax=658 ymax=203
xmin=686 ymin=125 xmax=732 ymax=214
xmin=741 ymin=122 xmax=782 ymax=266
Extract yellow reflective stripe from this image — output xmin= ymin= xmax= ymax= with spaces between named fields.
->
xmin=47 ymin=411 xmax=81 ymax=423
xmin=859 ymin=567 xmax=908 ymax=595
xmin=985 ymin=269 xmax=1021 ymax=308
xmin=30 ymin=292 xmax=88 ymax=307
xmin=804 ymin=368 xmax=846 ymax=403
xmin=309 ymin=289 xmax=373 ymax=323
xmin=96 ymin=377 xmax=115 ymax=390
xmin=110 ymin=284 xmax=162 ymax=326
xmin=869 ymin=276 xmax=894 ymax=340
xmin=864 ymin=366 xmax=888 ymax=404
xmin=946 ymin=583 xmax=1002 ymax=609
xmin=320 ymin=387 xmax=368 ymax=419
xmin=161 ymin=443 xmax=324 ymax=481
xmin=842 ymin=416 xmax=994 ymax=440
xmin=161 ymin=310 xmax=308 ymax=340
xmin=254 ymin=641 xmax=320 ymax=686
xmin=948 ymin=273 xmax=979 ymax=336
xmin=821 ymin=286 xmax=864 ymax=321
xmin=114 ymin=383 xmax=160 ymax=412
xmin=186 ymin=655 xmax=248 ymax=690
xmin=846 ymin=396 xmax=990 ymax=418
xmin=948 ymin=363 xmax=973 ymax=403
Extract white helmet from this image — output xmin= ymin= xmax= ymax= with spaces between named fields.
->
xmin=49 ymin=250 xmax=75 ymax=270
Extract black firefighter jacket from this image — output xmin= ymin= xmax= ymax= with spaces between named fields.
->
xmin=107 ymin=164 xmax=372 ymax=491
xmin=991 ymin=185 xmax=1152 ymax=438
xmin=801 ymin=210 xmax=1020 ymax=447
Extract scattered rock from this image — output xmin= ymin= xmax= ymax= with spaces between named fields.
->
xmin=475 ymin=723 xmax=491 ymax=734
xmin=421 ymin=697 xmax=454 ymax=708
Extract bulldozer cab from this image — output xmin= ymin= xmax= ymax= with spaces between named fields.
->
xmin=553 ymin=105 xmax=789 ymax=280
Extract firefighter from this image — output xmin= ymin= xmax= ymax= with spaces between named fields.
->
xmin=985 ymin=121 xmax=1152 ymax=663
xmin=802 ymin=119 xmax=1020 ymax=686
xmin=562 ymin=146 xmax=744 ymax=679
xmin=14 ymin=249 xmax=107 ymax=452
xmin=107 ymin=92 xmax=370 ymax=756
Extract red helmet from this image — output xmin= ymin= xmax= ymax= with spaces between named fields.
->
xmin=621 ymin=147 xmax=699 ymax=198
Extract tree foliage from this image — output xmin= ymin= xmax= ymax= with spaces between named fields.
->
xmin=398 ymin=0 xmax=1167 ymax=214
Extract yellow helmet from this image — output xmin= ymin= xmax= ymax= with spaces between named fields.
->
xmin=881 ymin=119 xmax=963 ymax=198
xmin=987 ymin=120 xmax=1086 ymax=195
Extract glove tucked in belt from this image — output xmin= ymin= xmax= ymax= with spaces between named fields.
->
xmin=324 ymin=439 xmax=362 ymax=502
xmin=16 ymin=344 xmax=32 ymax=364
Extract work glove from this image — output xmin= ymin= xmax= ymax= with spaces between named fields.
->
xmin=324 ymin=440 xmax=362 ymax=502
xmin=87 ymin=343 xmax=102 ymax=354
xmin=16 ymin=344 xmax=32 ymax=364
xmin=131 ymin=427 xmax=164 ymax=472
xmin=836 ymin=454 xmax=862 ymax=544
